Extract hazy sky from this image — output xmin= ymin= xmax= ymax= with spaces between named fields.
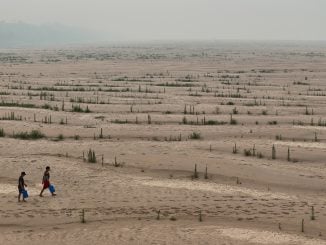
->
xmin=1 ymin=0 xmax=326 ymax=41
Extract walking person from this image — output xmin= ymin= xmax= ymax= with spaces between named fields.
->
xmin=18 ymin=172 xmax=27 ymax=202
xmin=39 ymin=166 xmax=56 ymax=197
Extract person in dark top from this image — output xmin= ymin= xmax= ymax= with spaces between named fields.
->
xmin=39 ymin=166 xmax=56 ymax=197
xmin=18 ymin=172 xmax=27 ymax=202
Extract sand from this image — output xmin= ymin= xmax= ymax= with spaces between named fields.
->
xmin=1 ymin=41 xmax=326 ymax=244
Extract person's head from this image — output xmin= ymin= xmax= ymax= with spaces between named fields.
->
xmin=21 ymin=172 xmax=26 ymax=176
xmin=46 ymin=166 xmax=50 ymax=171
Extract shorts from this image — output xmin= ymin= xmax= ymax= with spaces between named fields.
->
xmin=18 ymin=187 xmax=23 ymax=193
xmin=43 ymin=181 xmax=50 ymax=189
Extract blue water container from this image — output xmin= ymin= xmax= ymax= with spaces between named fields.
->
xmin=49 ymin=184 xmax=55 ymax=193
xmin=22 ymin=190 xmax=29 ymax=198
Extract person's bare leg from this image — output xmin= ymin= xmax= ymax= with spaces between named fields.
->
xmin=18 ymin=193 xmax=21 ymax=202
xmin=51 ymin=192 xmax=56 ymax=196
xmin=39 ymin=188 xmax=45 ymax=197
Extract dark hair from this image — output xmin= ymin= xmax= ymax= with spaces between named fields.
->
xmin=46 ymin=166 xmax=50 ymax=170
xmin=21 ymin=171 xmax=26 ymax=175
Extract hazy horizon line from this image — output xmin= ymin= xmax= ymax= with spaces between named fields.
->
xmin=1 ymin=20 xmax=326 ymax=47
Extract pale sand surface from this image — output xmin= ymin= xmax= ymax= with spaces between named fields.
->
xmin=1 ymin=221 xmax=325 ymax=245
xmin=1 ymin=42 xmax=326 ymax=244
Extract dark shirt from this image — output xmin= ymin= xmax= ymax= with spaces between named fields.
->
xmin=18 ymin=176 xmax=25 ymax=189
xmin=43 ymin=171 xmax=50 ymax=182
